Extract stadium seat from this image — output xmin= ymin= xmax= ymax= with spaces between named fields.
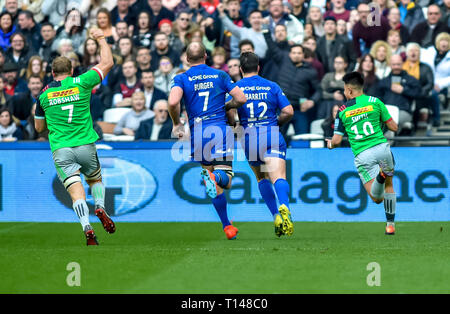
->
xmin=96 ymin=121 xmax=116 ymax=134
xmin=103 ymin=108 xmax=132 ymax=124
xmin=385 ymin=105 xmax=399 ymax=124
xmin=291 ymin=133 xmax=324 ymax=148
xmin=310 ymin=119 xmax=325 ymax=136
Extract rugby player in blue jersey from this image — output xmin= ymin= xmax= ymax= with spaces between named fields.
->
xmin=228 ymin=52 xmax=295 ymax=237
xmin=168 ymin=42 xmax=247 ymax=240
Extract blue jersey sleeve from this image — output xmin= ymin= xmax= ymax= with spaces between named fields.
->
xmin=171 ymin=73 xmax=184 ymax=90
xmin=274 ymin=83 xmax=290 ymax=110
xmin=220 ymin=71 xmax=236 ymax=93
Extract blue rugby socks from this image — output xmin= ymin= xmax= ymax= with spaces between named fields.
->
xmin=274 ymin=179 xmax=290 ymax=208
xmin=258 ymin=179 xmax=279 ymax=218
xmin=212 ymin=193 xmax=231 ymax=228
xmin=212 ymin=170 xmax=230 ymax=188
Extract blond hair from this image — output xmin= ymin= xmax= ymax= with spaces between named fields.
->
xmin=370 ymin=40 xmax=392 ymax=65
xmin=435 ymin=32 xmax=450 ymax=49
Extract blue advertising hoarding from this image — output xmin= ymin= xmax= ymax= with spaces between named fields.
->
xmin=0 ymin=143 xmax=448 ymax=222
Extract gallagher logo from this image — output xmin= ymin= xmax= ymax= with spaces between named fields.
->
xmin=53 ymin=157 xmax=158 ymax=216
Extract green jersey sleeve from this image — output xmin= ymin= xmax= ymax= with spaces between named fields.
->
xmin=76 ymin=67 xmax=103 ymax=90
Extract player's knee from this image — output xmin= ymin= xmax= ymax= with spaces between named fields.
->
xmin=63 ymin=173 xmax=82 ymax=191
xmin=85 ymin=168 xmax=102 ymax=185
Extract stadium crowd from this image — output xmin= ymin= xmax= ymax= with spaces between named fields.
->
xmin=0 ymin=0 xmax=449 ymax=142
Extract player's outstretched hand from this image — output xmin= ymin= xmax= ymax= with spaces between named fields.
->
xmin=90 ymin=28 xmax=105 ymax=41
xmin=172 ymin=124 xmax=185 ymax=140
xmin=325 ymin=138 xmax=333 ymax=149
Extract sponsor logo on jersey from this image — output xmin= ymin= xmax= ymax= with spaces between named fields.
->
xmin=345 ymin=105 xmax=374 ymax=118
xmin=48 ymin=87 xmax=80 ymax=99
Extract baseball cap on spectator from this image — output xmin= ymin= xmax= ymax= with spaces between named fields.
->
xmin=324 ymin=16 xmax=337 ymax=23
xmin=158 ymin=19 xmax=172 ymax=30
xmin=3 ymin=62 xmax=19 ymax=73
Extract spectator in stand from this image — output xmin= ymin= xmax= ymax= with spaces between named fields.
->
xmin=345 ymin=9 xmax=359 ymax=40
xmin=55 ymin=38 xmax=75 ymax=58
xmin=186 ymin=0 xmax=211 ymax=23
xmin=306 ymin=6 xmax=324 ymax=37
xmin=337 ymin=18 xmax=348 ymax=38
xmin=410 ymin=4 xmax=450 ymax=48
xmin=114 ymin=91 xmax=155 ymax=136
xmin=387 ymin=29 xmax=406 ymax=60
xmin=5 ymin=33 xmax=33 ymax=71
xmin=218 ymin=4 xmax=268 ymax=58
xmin=370 ymin=40 xmax=392 ymax=79
xmin=217 ymin=0 xmax=245 ymax=59
xmin=239 ymin=0 xmax=258 ymax=17
xmin=135 ymin=99 xmax=173 ymax=140
xmin=38 ymin=23 xmax=56 ymax=65
xmin=141 ymin=69 xmax=167 ymax=110
xmin=2 ymin=62 xmax=28 ymax=96
xmin=115 ymin=21 xmax=131 ymax=42
xmin=21 ymin=56 xmax=46 ymax=83
xmin=376 ymin=0 xmax=395 ymax=17
xmin=324 ymin=0 xmax=350 ymax=22
xmin=7 ymin=74 xmax=42 ymax=122
xmin=154 ymin=56 xmax=178 ymax=94
xmin=0 ymin=77 xmax=12 ymax=107
xmin=318 ymin=55 xmax=347 ymax=119
xmin=227 ymin=57 xmax=241 ymax=82
xmin=80 ymin=0 xmax=108 ymax=28
xmin=303 ymin=22 xmax=315 ymax=39
xmin=387 ymin=7 xmax=410 ymax=45
xmin=3 ymin=0 xmax=21 ymax=25
xmin=113 ymin=60 xmax=143 ymax=107
xmin=421 ymin=33 xmax=450 ymax=125
xmin=172 ymin=12 xmax=193 ymax=52
xmin=211 ymin=46 xmax=229 ymax=72
xmin=399 ymin=0 xmax=425 ymax=33
xmin=178 ymin=48 xmax=191 ymax=71
xmin=158 ymin=18 xmax=183 ymax=53
xmin=0 ymin=12 xmax=16 ymax=51
xmin=316 ymin=16 xmax=356 ymax=74
xmin=0 ymin=106 xmax=23 ymax=141
xmin=151 ymin=32 xmax=181 ymax=69
xmin=117 ymin=36 xmax=135 ymax=63
xmin=441 ymin=0 xmax=450 ymax=26
xmin=377 ymin=54 xmax=421 ymax=134
xmin=52 ymin=9 xmax=87 ymax=55
xmin=266 ymin=0 xmax=304 ymax=44
xmin=136 ymin=47 xmax=152 ymax=76
xmin=402 ymin=42 xmax=435 ymax=129
xmin=41 ymin=0 xmax=82 ymax=28
xmin=17 ymin=10 xmax=42 ymax=53
xmin=96 ymin=8 xmax=117 ymax=44
xmin=111 ymin=0 xmax=136 ymax=27
xmin=263 ymin=30 xmax=321 ymax=134
xmin=256 ymin=0 xmax=271 ymax=17
xmin=261 ymin=24 xmax=289 ymax=81
xmin=352 ymin=2 xmax=391 ymax=58
xmin=303 ymin=46 xmax=325 ymax=80
xmin=24 ymin=102 xmax=49 ymax=141
xmin=134 ymin=0 xmax=175 ymax=30
xmin=66 ymin=51 xmax=83 ymax=76
xmin=133 ymin=11 xmax=154 ymax=49
xmin=81 ymin=38 xmax=101 ymax=72
xmin=357 ymin=54 xmax=380 ymax=96
xmin=290 ymin=0 xmax=309 ymax=25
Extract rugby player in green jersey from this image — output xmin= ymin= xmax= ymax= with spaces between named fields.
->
xmin=35 ymin=28 xmax=115 ymax=245
xmin=326 ymin=72 xmax=399 ymax=235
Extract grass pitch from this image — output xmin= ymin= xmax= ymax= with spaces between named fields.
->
xmin=1 ymin=222 xmax=449 ymax=294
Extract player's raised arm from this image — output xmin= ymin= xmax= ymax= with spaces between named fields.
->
xmin=225 ymin=86 xmax=247 ymax=110
xmin=90 ymin=28 xmax=114 ymax=78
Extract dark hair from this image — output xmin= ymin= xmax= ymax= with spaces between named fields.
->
xmin=82 ymin=37 xmax=99 ymax=67
xmin=27 ymin=74 xmax=42 ymax=83
xmin=357 ymin=53 xmax=376 ymax=86
xmin=97 ymin=8 xmax=112 ymax=28
xmin=238 ymin=39 xmax=254 ymax=51
xmin=40 ymin=22 xmax=54 ymax=29
xmin=248 ymin=9 xmax=263 ymax=18
xmin=290 ymin=44 xmax=304 ymax=53
xmin=0 ymin=12 xmax=14 ymax=33
xmin=18 ymin=10 xmax=34 ymax=21
xmin=302 ymin=46 xmax=314 ymax=58
xmin=335 ymin=55 xmax=348 ymax=64
xmin=343 ymin=71 xmax=365 ymax=88
xmin=239 ymin=52 xmax=259 ymax=73
xmin=141 ymin=69 xmax=154 ymax=75
xmin=0 ymin=106 xmax=13 ymax=126
xmin=136 ymin=10 xmax=152 ymax=31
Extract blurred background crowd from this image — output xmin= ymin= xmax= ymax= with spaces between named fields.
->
xmin=0 ymin=0 xmax=448 ymax=143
